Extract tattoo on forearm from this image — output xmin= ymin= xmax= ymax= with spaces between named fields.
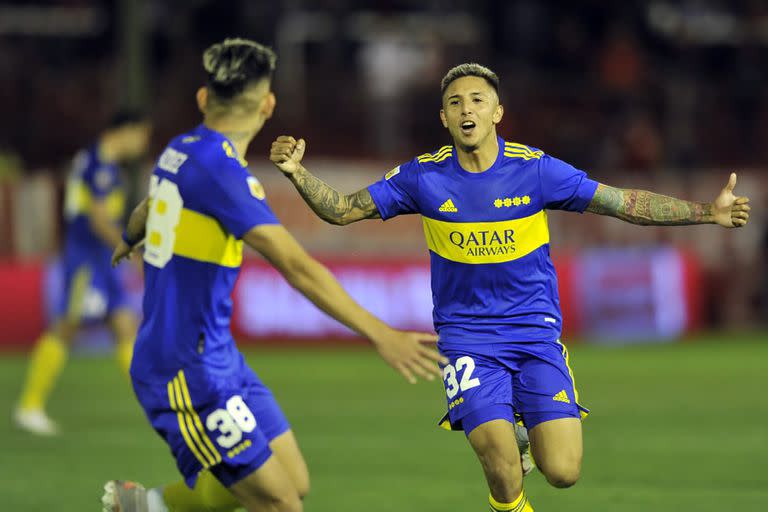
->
xmin=289 ymin=168 xmax=380 ymax=225
xmin=586 ymin=185 xmax=713 ymax=226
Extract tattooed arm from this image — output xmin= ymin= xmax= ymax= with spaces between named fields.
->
xmin=287 ymin=167 xmax=380 ymax=225
xmin=270 ymin=136 xmax=380 ymax=225
xmin=585 ymin=173 xmax=751 ymax=228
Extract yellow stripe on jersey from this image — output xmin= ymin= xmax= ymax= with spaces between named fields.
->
xmin=177 ymin=371 xmax=221 ymax=461
xmin=172 ymin=208 xmax=244 ymax=268
xmin=418 ymin=145 xmax=453 ymax=163
xmin=504 ymin=142 xmax=543 ymax=160
xmin=422 ymin=210 xmax=549 ymax=265
xmin=65 ymin=181 xmax=125 ymax=220
xmin=168 ymin=379 xmax=211 ymax=468
xmin=557 ymin=340 xmax=588 ymax=420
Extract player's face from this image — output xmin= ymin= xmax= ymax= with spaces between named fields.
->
xmin=440 ymin=76 xmax=503 ymax=151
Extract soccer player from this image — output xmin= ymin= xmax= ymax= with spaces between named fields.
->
xmin=269 ymin=63 xmax=752 ymax=511
xmin=102 ymin=39 xmax=444 ymax=512
xmin=14 ymin=111 xmax=150 ymax=436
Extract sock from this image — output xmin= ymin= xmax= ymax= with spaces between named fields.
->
xmin=18 ymin=332 xmax=68 ymax=411
xmin=147 ymin=487 xmax=169 ymax=512
xmin=489 ymin=490 xmax=534 ymax=512
xmin=162 ymin=470 xmax=240 ymax=512
xmin=116 ymin=337 xmax=134 ymax=376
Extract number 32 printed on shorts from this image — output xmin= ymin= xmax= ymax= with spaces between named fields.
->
xmin=442 ymin=356 xmax=481 ymax=399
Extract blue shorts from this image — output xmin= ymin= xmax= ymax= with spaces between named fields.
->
xmin=437 ymin=339 xmax=588 ymax=435
xmin=56 ymin=254 xmax=128 ymax=321
xmin=132 ymin=355 xmax=290 ymax=488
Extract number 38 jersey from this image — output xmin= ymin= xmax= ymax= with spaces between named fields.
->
xmin=368 ymin=137 xmax=599 ymax=344
xmin=131 ymin=124 xmax=279 ymax=383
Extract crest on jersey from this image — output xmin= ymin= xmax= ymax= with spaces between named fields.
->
xmin=247 ymin=176 xmax=266 ymax=200
xmin=385 ymin=166 xmax=400 ymax=180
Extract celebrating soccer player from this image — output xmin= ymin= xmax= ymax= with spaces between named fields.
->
xmin=270 ymin=63 xmax=752 ymax=511
xmin=14 ymin=111 xmax=150 ymax=436
xmin=102 ymin=39 xmax=445 ymax=512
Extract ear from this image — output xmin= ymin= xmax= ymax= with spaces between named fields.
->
xmin=262 ymin=92 xmax=276 ymax=120
xmin=492 ymin=104 xmax=504 ymax=125
xmin=196 ymin=87 xmax=208 ymax=113
xmin=439 ymin=109 xmax=448 ymax=129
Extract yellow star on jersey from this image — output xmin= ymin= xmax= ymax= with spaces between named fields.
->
xmin=494 ymin=198 xmax=503 ymax=208
xmin=513 ymin=197 xmax=522 ymax=206
xmin=503 ymin=198 xmax=512 ymax=207
xmin=522 ymin=195 xmax=531 ymax=205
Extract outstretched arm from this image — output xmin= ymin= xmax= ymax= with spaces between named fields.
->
xmin=270 ymin=136 xmax=380 ymax=225
xmin=585 ymin=173 xmax=750 ymax=228
xmin=244 ymin=224 xmax=445 ymax=383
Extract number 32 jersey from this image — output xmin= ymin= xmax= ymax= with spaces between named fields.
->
xmin=132 ymin=124 xmax=279 ymax=383
xmin=368 ymin=137 xmax=599 ymax=344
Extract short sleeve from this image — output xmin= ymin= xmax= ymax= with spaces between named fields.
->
xmin=201 ymin=160 xmax=280 ymax=239
xmin=367 ymin=159 xmax=420 ymax=220
xmin=538 ymin=155 xmax=599 ymax=212
xmin=85 ymin=164 xmax=119 ymax=199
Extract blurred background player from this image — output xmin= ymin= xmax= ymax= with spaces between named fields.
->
xmin=102 ymin=38 xmax=444 ymax=512
xmin=13 ymin=110 xmax=150 ymax=436
xmin=269 ymin=63 xmax=751 ymax=512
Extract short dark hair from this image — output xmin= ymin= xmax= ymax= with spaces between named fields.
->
xmin=203 ymin=38 xmax=277 ymax=100
xmin=440 ymin=63 xmax=499 ymax=96
xmin=107 ymin=108 xmax=147 ymax=129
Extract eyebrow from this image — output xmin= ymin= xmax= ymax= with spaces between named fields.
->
xmin=447 ymin=91 xmax=487 ymax=100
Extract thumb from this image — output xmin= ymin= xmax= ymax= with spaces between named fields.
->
xmin=293 ymin=138 xmax=306 ymax=161
xmin=725 ymin=172 xmax=737 ymax=192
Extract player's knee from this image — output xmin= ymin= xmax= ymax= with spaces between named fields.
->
xmin=266 ymin=493 xmax=303 ymax=512
xmin=542 ymin=460 xmax=581 ymax=488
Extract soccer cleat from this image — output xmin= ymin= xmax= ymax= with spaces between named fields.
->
xmin=13 ymin=408 xmax=59 ymax=436
xmin=514 ymin=422 xmax=536 ymax=476
xmin=101 ymin=480 xmax=149 ymax=512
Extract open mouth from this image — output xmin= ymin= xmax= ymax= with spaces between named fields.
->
xmin=460 ymin=120 xmax=476 ymax=135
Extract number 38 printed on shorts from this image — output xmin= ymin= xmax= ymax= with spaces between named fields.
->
xmin=205 ymin=395 xmax=257 ymax=449
xmin=443 ymin=356 xmax=481 ymax=399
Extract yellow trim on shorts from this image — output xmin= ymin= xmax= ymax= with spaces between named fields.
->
xmin=167 ymin=371 xmax=221 ymax=467
xmin=65 ymin=265 xmax=91 ymax=322
xmin=557 ymin=340 xmax=588 ymax=420
xmin=177 ymin=370 xmax=221 ymax=460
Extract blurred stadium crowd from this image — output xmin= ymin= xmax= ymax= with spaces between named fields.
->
xmin=0 ymin=0 xmax=765 ymax=331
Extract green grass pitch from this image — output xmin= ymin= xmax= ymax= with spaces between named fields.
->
xmin=1 ymin=333 xmax=767 ymax=511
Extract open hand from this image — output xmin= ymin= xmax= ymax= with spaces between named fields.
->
xmin=713 ymin=173 xmax=750 ymax=228
xmin=372 ymin=328 xmax=447 ymax=384
xmin=270 ymin=136 xmax=306 ymax=176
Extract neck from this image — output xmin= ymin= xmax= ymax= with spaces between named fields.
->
xmin=455 ymin=133 xmax=499 ymax=173
xmin=204 ymin=116 xmax=259 ymax=160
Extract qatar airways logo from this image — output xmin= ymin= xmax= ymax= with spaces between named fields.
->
xmin=448 ymin=229 xmax=516 ymax=257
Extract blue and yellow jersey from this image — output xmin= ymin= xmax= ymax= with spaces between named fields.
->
xmin=368 ymin=137 xmax=599 ymax=343
xmin=131 ymin=124 xmax=279 ymax=383
xmin=62 ymin=145 xmax=125 ymax=258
